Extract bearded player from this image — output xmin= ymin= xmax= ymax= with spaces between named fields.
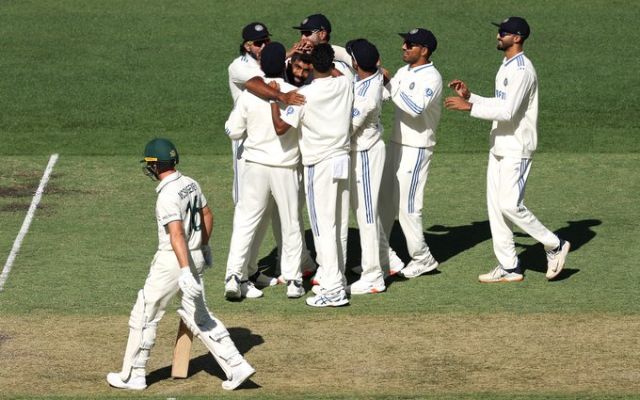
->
xmin=106 ymin=138 xmax=255 ymax=391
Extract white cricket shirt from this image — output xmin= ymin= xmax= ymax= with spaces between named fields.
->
xmin=351 ymin=70 xmax=384 ymax=151
xmin=386 ymin=62 xmax=443 ymax=148
xmin=281 ymin=75 xmax=353 ymax=166
xmin=469 ymin=52 xmax=538 ymax=158
xmin=225 ymin=78 xmax=300 ymax=167
xmin=228 ymin=54 xmax=264 ymax=104
xmin=155 ymin=171 xmax=208 ymax=252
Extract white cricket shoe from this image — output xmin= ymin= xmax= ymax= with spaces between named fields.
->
xmin=311 ymin=285 xmax=323 ymax=295
xmin=251 ymin=271 xmax=277 ymax=288
xmin=399 ymin=257 xmax=439 ymax=278
xmin=240 ymin=281 xmax=263 ymax=298
xmin=221 ymin=360 xmax=255 ymax=390
xmin=305 ymin=289 xmax=349 ymax=308
xmin=106 ymin=372 xmax=146 ymax=390
xmin=546 ymin=239 xmax=570 ymax=280
xmin=478 ymin=265 xmax=524 ymax=283
xmin=387 ymin=249 xmax=405 ymax=276
xmin=286 ymin=280 xmax=305 ymax=298
xmin=347 ymin=279 xmax=386 ymax=295
xmin=224 ymin=275 xmax=241 ymax=300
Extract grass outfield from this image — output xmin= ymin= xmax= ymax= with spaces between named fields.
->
xmin=1 ymin=0 xmax=639 ymax=399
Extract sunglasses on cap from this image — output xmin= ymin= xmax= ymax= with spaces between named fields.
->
xmin=300 ymin=29 xmax=320 ymax=37
xmin=249 ymin=38 xmax=271 ymax=47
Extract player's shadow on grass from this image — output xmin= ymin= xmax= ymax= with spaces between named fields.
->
xmin=146 ymin=327 xmax=264 ymax=389
xmin=516 ymin=218 xmax=601 ymax=280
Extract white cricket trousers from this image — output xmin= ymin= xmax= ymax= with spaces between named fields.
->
xmin=118 ymin=250 xmax=239 ymax=380
xmin=305 ymin=157 xmax=349 ymax=293
xmin=380 ymin=142 xmax=435 ymax=265
xmin=350 ymin=140 xmax=385 ymax=283
xmin=487 ymin=153 xmax=560 ymax=269
xmin=226 ymin=161 xmax=303 ymax=281
xmin=232 ymin=140 xmax=282 ymax=277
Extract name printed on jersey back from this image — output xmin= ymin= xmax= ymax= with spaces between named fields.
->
xmin=178 ymin=183 xmax=198 ymax=199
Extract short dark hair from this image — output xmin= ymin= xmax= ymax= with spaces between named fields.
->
xmin=310 ymin=43 xmax=334 ymax=73
xmin=291 ymin=52 xmax=312 ymax=64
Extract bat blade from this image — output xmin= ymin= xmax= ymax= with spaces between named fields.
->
xmin=171 ymin=319 xmax=193 ymax=378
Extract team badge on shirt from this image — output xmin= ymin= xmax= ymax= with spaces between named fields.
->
xmin=503 ymin=78 xmax=508 ymax=86
xmin=409 ymin=82 xmax=415 ymax=90
xmin=352 ymin=108 xmax=361 ymax=117
xmin=425 ymin=88 xmax=434 ymax=97
xmin=286 ymin=106 xmax=294 ymax=115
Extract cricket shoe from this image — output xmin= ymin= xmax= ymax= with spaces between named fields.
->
xmin=386 ymin=249 xmax=405 ymax=276
xmin=221 ymin=360 xmax=256 ymax=390
xmin=546 ymin=239 xmax=571 ymax=280
xmin=224 ymin=275 xmax=241 ymax=300
xmin=106 ymin=372 xmax=146 ymax=390
xmin=305 ymin=289 xmax=349 ymax=308
xmin=478 ymin=265 xmax=524 ymax=283
xmin=399 ymin=257 xmax=439 ymax=279
xmin=347 ymin=278 xmax=386 ymax=295
xmin=250 ymin=271 xmax=277 ymax=288
xmin=286 ymin=280 xmax=305 ymax=298
xmin=240 ymin=281 xmax=263 ymax=298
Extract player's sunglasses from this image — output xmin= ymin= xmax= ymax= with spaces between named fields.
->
xmin=498 ymin=31 xmax=515 ymax=37
xmin=403 ymin=40 xmax=422 ymax=49
xmin=301 ymin=29 xmax=320 ymax=37
xmin=249 ymin=38 xmax=270 ymax=47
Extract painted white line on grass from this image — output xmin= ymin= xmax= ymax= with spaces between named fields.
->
xmin=0 ymin=154 xmax=59 ymax=292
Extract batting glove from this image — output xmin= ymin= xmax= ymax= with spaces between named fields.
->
xmin=202 ymin=245 xmax=212 ymax=268
xmin=178 ymin=268 xmax=202 ymax=298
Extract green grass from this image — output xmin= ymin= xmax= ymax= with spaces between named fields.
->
xmin=1 ymin=1 xmax=639 ymax=399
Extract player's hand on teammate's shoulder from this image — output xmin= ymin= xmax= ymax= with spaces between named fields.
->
xmin=278 ymin=90 xmax=305 ymax=106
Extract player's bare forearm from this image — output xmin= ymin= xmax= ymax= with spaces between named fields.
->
xmin=246 ymin=76 xmax=305 ymax=105
xmin=201 ymin=206 xmax=213 ymax=245
xmin=168 ymin=221 xmax=191 ymax=268
xmin=448 ymin=79 xmax=471 ymax=99
xmin=444 ymin=96 xmax=472 ymax=112
xmin=271 ymin=103 xmax=292 ymax=135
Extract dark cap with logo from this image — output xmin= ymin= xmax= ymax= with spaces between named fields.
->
xmin=346 ymin=38 xmax=379 ymax=72
xmin=292 ymin=14 xmax=332 ymax=32
xmin=399 ymin=28 xmax=437 ymax=52
xmin=492 ymin=17 xmax=530 ymax=39
xmin=242 ymin=22 xmax=271 ymax=41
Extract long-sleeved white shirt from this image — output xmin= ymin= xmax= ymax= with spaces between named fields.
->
xmin=225 ymin=78 xmax=300 ymax=167
xmin=469 ymin=52 xmax=538 ymax=158
xmin=351 ymin=70 xmax=384 ymax=151
xmin=281 ymin=75 xmax=353 ymax=166
xmin=386 ymin=62 xmax=442 ymax=148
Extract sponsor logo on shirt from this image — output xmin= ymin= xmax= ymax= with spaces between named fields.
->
xmin=495 ymin=89 xmax=507 ymax=100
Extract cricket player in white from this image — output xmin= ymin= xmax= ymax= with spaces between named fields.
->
xmin=225 ymin=42 xmax=305 ymax=299
xmin=271 ymin=44 xmax=353 ymax=307
xmin=380 ymin=28 xmax=442 ymax=279
xmin=344 ymin=39 xmax=387 ymax=294
xmin=107 ymin=138 xmax=254 ymax=391
xmin=445 ymin=16 xmax=570 ymax=282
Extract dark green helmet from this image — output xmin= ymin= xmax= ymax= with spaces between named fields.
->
xmin=142 ymin=138 xmax=179 ymax=180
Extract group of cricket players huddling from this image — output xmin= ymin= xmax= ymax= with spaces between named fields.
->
xmin=107 ymin=13 xmax=571 ymax=392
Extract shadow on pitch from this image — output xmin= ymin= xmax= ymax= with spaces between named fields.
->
xmin=517 ymin=218 xmax=601 ymax=280
xmin=146 ymin=327 xmax=264 ymax=389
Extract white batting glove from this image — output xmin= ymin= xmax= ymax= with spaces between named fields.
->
xmin=202 ymin=245 xmax=212 ymax=268
xmin=178 ymin=268 xmax=202 ymax=298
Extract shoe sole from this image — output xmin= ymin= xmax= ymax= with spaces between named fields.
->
xmin=546 ymin=241 xmax=571 ymax=280
xmin=349 ymin=287 xmax=385 ymax=295
xmin=221 ymin=366 xmax=256 ymax=390
xmin=106 ymin=374 xmax=147 ymax=390
xmin=479 ymin=276 xmax=524 ymax=283
xmin=400 ymin=262 xmax=439 ymax=278
xmin=306 ymin=299 xmax=349 ymax=307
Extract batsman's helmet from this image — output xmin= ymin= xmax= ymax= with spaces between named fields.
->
xmin=142 ymin=138 xmax=179 ymax=180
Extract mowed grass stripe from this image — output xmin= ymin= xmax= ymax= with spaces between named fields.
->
xmin=0 ymin=314 xmax=638 ymax=398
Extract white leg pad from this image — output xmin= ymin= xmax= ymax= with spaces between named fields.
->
xmin=177 ymin=308 xmax=243 ymax=379
xmin=119 ymin=290 xmax=158 ymax=381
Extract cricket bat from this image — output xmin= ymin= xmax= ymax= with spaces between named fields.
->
xmin=171 ymin=319 xmax=193 ymax=378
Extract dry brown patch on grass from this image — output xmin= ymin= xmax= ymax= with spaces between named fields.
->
xmin=0 ymin=313 xmax=638 ymax=397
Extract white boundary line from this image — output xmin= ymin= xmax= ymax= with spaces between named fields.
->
xmin=0 ymin=154 xmax=59 ymax=292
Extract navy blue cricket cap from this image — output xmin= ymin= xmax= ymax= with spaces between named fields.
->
xmin=292 ymin=14 xmax=332 ymax=32
xmin=399 ymin=28 xmax=437 ymax=52
xmin=260 ymin=42 xmax=286 ymax=77
xmin=346 ymin=38 xmax=379 ymax=71
xmin=492 ymin=17 xmax=530 ymax=39
xmin=242 ymin=22 xmax=271 ymax=41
